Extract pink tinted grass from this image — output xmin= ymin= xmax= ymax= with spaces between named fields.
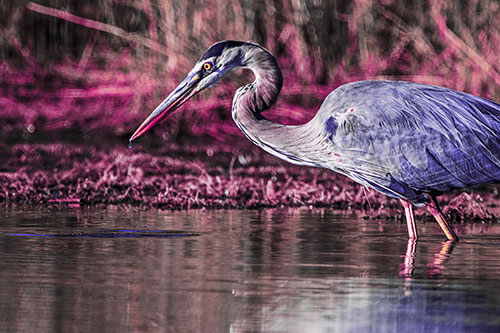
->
xmin=1 ymin=142 xmax=499 ymax=221
xmin=0 ymin=0 xmax=499 ymax=219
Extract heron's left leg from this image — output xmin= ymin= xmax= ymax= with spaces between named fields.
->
xmin=426 ymin=196 xmax=459 ymax=241
xmin=399 ymin=199 xmax=417 ymax=239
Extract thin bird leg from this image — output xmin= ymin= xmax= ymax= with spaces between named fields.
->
xmin=426 ymin=196 xmax=459 ymax=241
xmin=399 ymin=199 xmax=417 ymax=240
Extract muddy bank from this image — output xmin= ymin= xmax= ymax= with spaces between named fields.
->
xmin=1 ymin=140 xmax=499 ymax=222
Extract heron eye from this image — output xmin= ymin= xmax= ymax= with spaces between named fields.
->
xmin=203 ymin=62 xmax=212 ymax=71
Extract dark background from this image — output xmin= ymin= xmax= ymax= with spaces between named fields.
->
xmin=1 ymin=0 xmax=499 ymax=143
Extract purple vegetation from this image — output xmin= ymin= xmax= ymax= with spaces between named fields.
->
xmin=1 ymin=142 xmax=499 ymax=221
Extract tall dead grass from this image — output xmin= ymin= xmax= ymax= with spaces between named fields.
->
xmin=0 ymin=0 xmax=499 ymax=141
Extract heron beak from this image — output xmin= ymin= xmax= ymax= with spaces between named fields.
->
xmin=129 ymin=72 xmax=202 ymax=143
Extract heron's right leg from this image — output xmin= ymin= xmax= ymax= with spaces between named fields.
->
xmin=399 ymin=199 xmax=417 ymax=240
xmin=426 ymin=196 xmax=458 ymax=241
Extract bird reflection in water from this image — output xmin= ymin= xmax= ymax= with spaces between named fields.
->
xmin=400 ymin=239 xmax=456 ymax=278
xmin=428 ymin=241 xmax=456 ymax=276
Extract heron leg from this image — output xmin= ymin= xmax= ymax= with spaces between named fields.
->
xmin=426 ymin=196 xmax=459 ymax=241
xmin=399 ymin=199 xmax=417 ymax=240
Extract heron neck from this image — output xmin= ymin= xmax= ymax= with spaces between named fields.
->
xmin=231 ymin=47 xmax=324 ymax=167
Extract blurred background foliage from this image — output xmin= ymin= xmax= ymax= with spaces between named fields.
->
xmin=1 ymin=0 xmax=499 ymax=144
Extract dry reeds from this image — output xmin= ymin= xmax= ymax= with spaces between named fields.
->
xmin=0 ymin=0 xmax=498 ymax=140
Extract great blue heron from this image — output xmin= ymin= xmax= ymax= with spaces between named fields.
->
xmin=130 ymin=40 xmax=500 ymax=242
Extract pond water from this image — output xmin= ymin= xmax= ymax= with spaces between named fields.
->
xmin=1 ymin=207 xmax=500 ymax=332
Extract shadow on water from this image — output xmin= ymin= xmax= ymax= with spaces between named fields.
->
xmin=8 ymin=229 xmax=200 ymax=238
xmin=1 ymin=207 xmax=500 ymax=332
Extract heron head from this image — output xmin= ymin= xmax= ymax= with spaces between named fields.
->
xmin=129 ymin=40 xmax=248 ymax=143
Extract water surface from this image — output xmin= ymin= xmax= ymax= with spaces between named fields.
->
xmin=1 ymin=207 xmax=500 ymax=332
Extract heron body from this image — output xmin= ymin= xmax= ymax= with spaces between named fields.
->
xmin=130 ymin=40 xmax=500 ymax=241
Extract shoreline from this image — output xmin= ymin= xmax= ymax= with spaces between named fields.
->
xmin=2 ymin=140 xmax=499 ymax=222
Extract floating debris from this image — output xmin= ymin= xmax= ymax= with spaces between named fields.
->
xmin=8 ymin=229 xmax=200 ymax=238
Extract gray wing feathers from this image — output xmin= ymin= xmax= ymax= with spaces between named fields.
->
xmin=317 ymin=80 xmax=500 ymax=202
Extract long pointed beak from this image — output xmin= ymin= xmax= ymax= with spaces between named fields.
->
xmin=129 ymin=73 xmax=201 ymax=143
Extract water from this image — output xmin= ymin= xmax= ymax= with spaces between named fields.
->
xmin=1 ymin=207 xmax=500 ymax=332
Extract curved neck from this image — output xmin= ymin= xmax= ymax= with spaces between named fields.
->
xmin=231 ymin=45 xmax=325 ymax=167
xmin=232 ymin=44 xmax=283 ymax=115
